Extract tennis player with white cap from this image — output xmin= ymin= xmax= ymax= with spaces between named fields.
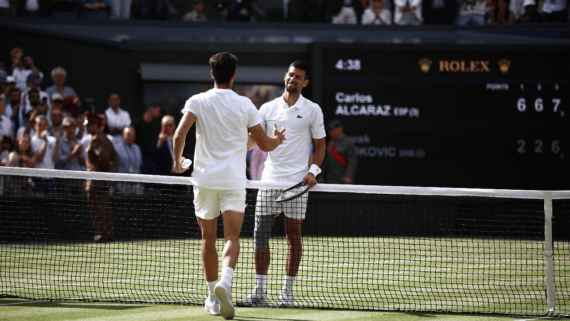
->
xmin=237 ymin=60 xmax=326 ymax=308
xmin=173 ymin=52 xmax=285 ymax=320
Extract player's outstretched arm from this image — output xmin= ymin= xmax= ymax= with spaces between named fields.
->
xmin=173 ymin=111 xmax=196 ymax=173
xmin=247 ymin=132 xmax=257 ymax=151
xmin=249 ymin=123 xmax=285 ymax=152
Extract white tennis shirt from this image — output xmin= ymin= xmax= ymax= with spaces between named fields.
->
xmin=259 ymin=94 xmax=326 ymax=180
xmin=183 ymin=88 xmax=262 ymax=190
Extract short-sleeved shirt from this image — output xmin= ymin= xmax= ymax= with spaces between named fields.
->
xmin=459 ymin=0 xmax=487 ymax=16
xmin=105 ymin=107 xmax=132 ymax=136
xmin=113 ymin=137 xmax=143 ymax=174
xmin=259 ymin=95 xmax=326 ymax=180
xmin=31 ymin=135 xmax=57 ymax=169
xmin=182 ymin=88 xmax=262 ymax=190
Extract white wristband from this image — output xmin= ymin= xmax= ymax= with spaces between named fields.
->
xmin=308 ymin=164 xmax=321 ymax=177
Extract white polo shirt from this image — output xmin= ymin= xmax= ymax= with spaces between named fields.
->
xmin=31 ymin=135 xmax=57 ymax=169
xmin=105 ymin=107 xmax=132 ymax=135
xmin=259 ymin=94 xmax=326 ymax=180
xmin=183 ymin=88 xmax=262 ymax=190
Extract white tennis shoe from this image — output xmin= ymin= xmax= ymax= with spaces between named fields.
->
xmin=278 ymin=287 xmax=294 ymax=308
xmin=236 ymin=288 xmax=271 ymax=307
xmin=204 ymin=297 xmax=220 ymax=316
xmin=214 ymin=283 xmax=235 ymax=320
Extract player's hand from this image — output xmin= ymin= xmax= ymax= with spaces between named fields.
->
xmin=272 ymin=123 xmax=286 ymax=144
xmin=174 ymin=157 xmax=189 ymax=173
xmin=303 ymin=173 xmax=318 ymax=188
xmin=342 ymin=177 xmax=355 ymax=184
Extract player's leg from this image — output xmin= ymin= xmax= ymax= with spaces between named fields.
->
xmin=214 ymin=189 xmax=247 ymax=320
xmin=237 ymin=188 xmax=278 ymax=307
xmin=193 ymin=186 xmax=221 ymax=316
xmin=279 ymin=192 xmax=308 ymax=307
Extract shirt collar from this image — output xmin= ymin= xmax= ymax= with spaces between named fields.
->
xmin=281 ymin=94 xmax=305 ymax=110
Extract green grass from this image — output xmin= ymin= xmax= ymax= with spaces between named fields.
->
xmin=1 ymin=237 xmax=569 ymax=318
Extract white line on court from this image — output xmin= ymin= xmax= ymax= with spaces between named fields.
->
xmin=0 ymin=300 xmax=49 ymax=306
xmin=515 ymin=317 xmax=553 ymax=321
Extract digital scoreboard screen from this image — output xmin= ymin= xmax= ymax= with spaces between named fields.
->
xmin=314 ymin=44 xmax=570 ymax=190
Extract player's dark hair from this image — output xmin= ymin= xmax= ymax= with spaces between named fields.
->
xmin=289 ymin=60 xmax=310 ymax=81
xmin=209 ymin=52 xmax=238 ymax=85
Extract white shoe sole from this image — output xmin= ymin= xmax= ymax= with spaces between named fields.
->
xmin=205 ymin=305 xmax=220 ymax=316
xmin=215 ymin=285 xmax=235 ymax=320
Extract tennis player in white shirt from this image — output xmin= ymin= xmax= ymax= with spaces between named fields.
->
xmin=237 ymin=60 xmax=326 ymax=308
xmin=173 ymin=52 xmax=285 ymax=320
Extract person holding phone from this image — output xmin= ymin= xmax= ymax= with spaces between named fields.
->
xmin=151 ymin=115 xmax=178 ymax=176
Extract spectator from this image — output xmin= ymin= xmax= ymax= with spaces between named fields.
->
xmin=325 ymin=0 xmax=364 ymax=24
xmin=227 ymin=0 xmax=251 ymax=21
xmin=456 ymin=0 xmax=488 ymax=25
xmin=151 ymin=115 xmax=176 ymax=176
xmin=46 ymin=67 xmax=78 ymax=101
xmin=105 ymin=92 xmax=131 ymax=138
xmin=48 ymin=107 xmax=65 ymax=138
xmin=83 ymin=97 xmax=97 ymax=114
xmin=320 ymin=120 xmax=358 ymax=184
xmin=110 ymin=0 xmax=131 ymax=19
xmin=0 ymin=135 xmax=12 ymax=166
xmin=216 ymin=1 xmax=229 ymax=20
xmin=50 ymin=93 xmax=64 ymax=114
xmin=394 ymin=0 xmax=423 ymax=24
xmin=510 ymin=0 xmax=525 ymax=20
xmin=21 ymin=73 xmax=51 ymax=117
xmin=84 ymin=114 xmax=119 ymax=243
xmin=78 ymin=0 xmax=111 ymax=19
xmin=113 ymin=126 xmax=142 ymax=174
xmin=3 ymin=75 xmax=16 ymax=99
xmin=183 ymin=0 xmax=207 ymax=21
xmin=80 ymin=112 xmax=113 ymax=159
xmin=287 ymin=0 xmax=319 ymax=22
xmin=491 ymin=0 xmax=516 ymax=23
xmin=518 ymin=0 xmax=542 ymax=21
xmin=31 ymin=114 xmax=59 ymax=194
xmin=133 ymin=104 xmax=161 ymax=174
xmin=542 ymin=0 xmax=567 ymax=21
xmin=0 ymin=99 xmax=12 ymax=137
xmin=5 ymin=88 xmax=22 ymax=136
xmin=56 ymin=117 xmax=85 ymax=171
xmin=250 ymin=146 xmax=267 ymax=180
xmin=10 ymin=48 xmax=43 ymax=91
xmin=18 ymin=89 xmax=45 ymax=136
xmin=362 ymin=0 xmax=392 ymax=24
xmin=0 ymin=70 xmax=6 ymax=112
xmin=9 ymin=134 xmax=36 ymax=168
xmin=15 ymin=0 xmax=49 ymax=17
xmin=140 ymin=0 xmax=164 ymax=19
xmin=423 ymin=0 xmax=456 ymax=23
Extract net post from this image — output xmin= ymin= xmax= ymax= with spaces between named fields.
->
xmin=544 ymin=191 xmax=555 ymax=313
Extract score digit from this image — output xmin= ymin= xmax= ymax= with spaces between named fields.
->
xmin=517 ymin=98 xmax=526 ymax=112
xmin=335 ymin=60 xmax=344 ymax=70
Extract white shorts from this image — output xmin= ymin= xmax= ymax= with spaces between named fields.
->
xmin=193 ymin=186 xmax=246 ymax=220
xmin=255 ymin=173 xmax=308 ymax=220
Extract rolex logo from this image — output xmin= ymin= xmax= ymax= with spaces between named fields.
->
xmin=418 ymin=58 xmax=432 ymax=73
xmin=498 ymin=59 xmax=511 ymax=74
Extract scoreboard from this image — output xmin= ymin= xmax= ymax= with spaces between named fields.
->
xmin=312 ymin=44 xmax=570 ymax=190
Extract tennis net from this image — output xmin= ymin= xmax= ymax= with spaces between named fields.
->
xmin=0 ymin=167 xmax=568 ymax=317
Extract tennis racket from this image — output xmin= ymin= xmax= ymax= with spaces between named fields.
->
xmin=273 ymin=182 xmax=310 ymax=203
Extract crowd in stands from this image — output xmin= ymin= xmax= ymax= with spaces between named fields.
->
xmin=0 ymin=47 xmax=195 ymax=195
xmin=1 ymin=0 xmax=567 ymax=24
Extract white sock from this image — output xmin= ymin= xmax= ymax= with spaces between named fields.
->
xmin=255 ymin=274 xmax=268 ymax=291
xmin=220 ymin=267 xmax=234 ymax=289
xmin=207 ymin=280 xmax=218 ymax=301
xmin=284 ymin=275 xmax=295 ymax=292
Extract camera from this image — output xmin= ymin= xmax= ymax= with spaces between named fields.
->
xmin=41 ymin=97 xmax=47 ymax=105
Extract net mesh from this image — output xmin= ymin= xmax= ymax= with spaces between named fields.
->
xmin=0 ymin=168 xmax=569 ymax=317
